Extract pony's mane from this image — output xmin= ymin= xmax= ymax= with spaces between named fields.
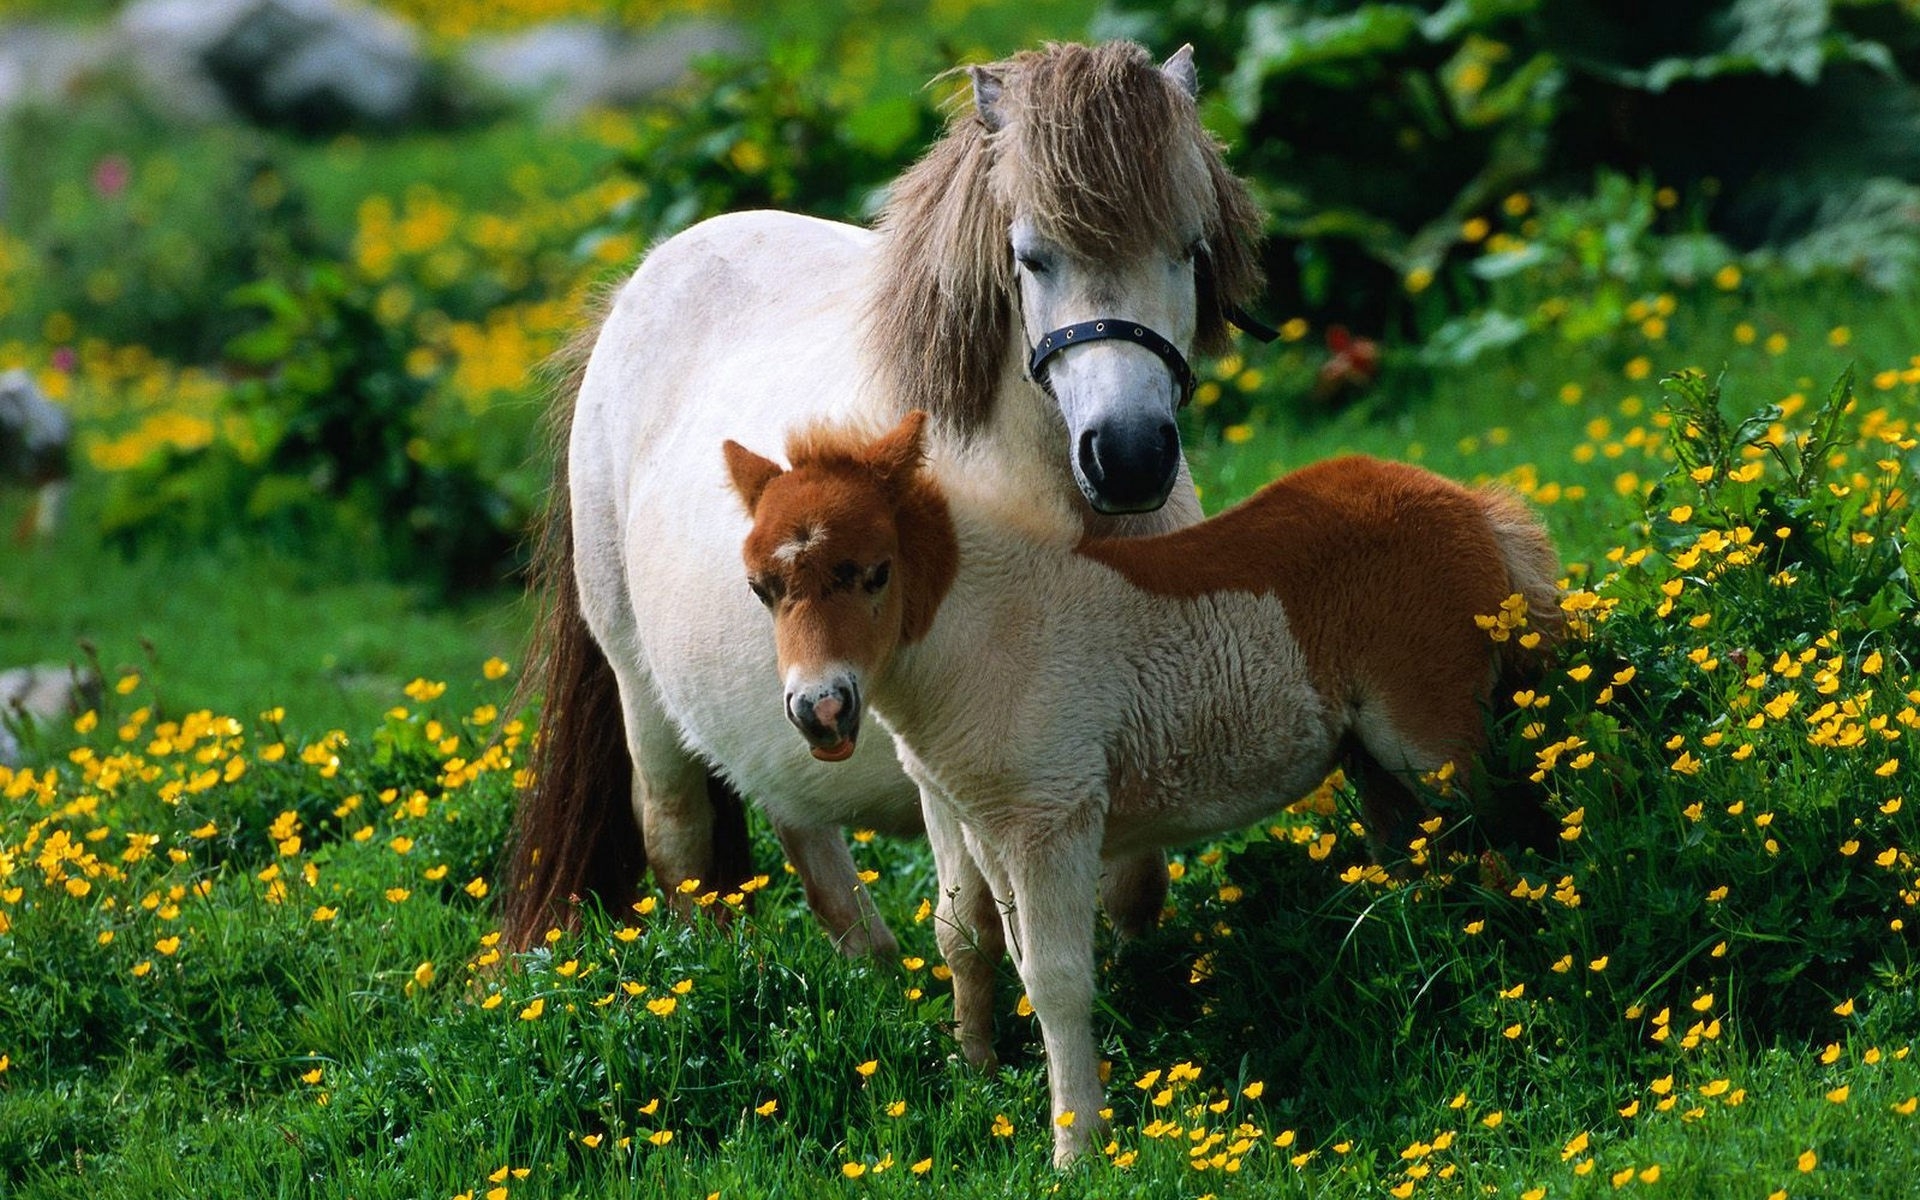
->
xmin=866 ymin=41 xmax=1266 ymax=435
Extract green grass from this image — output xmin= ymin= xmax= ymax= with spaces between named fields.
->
xmin=0 ymin=485 xmax=527 ymax=737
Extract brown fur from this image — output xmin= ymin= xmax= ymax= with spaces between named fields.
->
xmin=728 ymin=413 xmax=960 ymax=663
xmin=1079 ymin=456 xmax=1563 ymax=715
xmin=866 ymin=42 xmax=1265 ymax=433
xmin=1079 ymin=455 xmax=1564 ymax=842
xmin=501 ymin=288 xmax=754 ymax=949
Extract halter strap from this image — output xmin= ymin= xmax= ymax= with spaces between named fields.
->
xmin=1027 ymin=319 xmax=1197 ymax=408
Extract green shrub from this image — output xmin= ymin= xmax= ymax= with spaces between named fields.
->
xmin=96 ymin=265 xmax=539 ymax=591
xmin=1100 ymin=0 xmax=1920 ymax=325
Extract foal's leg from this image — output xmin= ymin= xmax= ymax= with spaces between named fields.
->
xmin=1099 ymin=849 xmax=1169 ymax=940
xmin=925 ymin=800 xmax=1005 ymax=1070
xmin=773 ymin=821 xmax=899 ymax=958
xmin=988 ymin=805 xmax=1107 ymax=1167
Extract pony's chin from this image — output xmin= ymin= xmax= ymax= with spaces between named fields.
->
xmin=810 ymin=739 xmax=858 ymax=763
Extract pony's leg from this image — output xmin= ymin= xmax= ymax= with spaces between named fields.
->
xmin=618 ymin=681 xmax=721 ymax=911
xmin=1099 ymin=849 xmax=1169 ymax=940
xmin=989 ymin=806 xmax=1106 ymax=1167
xmin=1347 ymin=743 xmax=1432 ymax=864
xmin=925 ymin=800 xmax=1004 ymax=1071
xmin=773 ymin=821 xmax=899 ymax=958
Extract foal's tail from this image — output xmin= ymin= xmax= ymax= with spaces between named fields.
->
xmin=1476 ymin=485 xmax=1566 ymax=684
xmin=499 ymin=300 xmax=753 ymax=948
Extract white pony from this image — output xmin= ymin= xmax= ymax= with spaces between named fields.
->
xmin=502 ymin=41 xmax=1269 ymax=953
xmin=726 ymin=411 xmax=1564 ymax=1164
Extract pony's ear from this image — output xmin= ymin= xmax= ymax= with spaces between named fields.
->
xmin=866 ymin=410 xmax=929 ymax=491
xmin=1162 ymin=44 xmax=1199 ymax=100
xmin=969 ymin=65 xmax=1008 ymax=132
xmin=723 ymin=440 xmax=784 ymax=514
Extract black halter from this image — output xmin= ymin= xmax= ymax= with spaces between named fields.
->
xmin=1027 ymin=319 xmax=1197 ymax=407
xmin=1025 ymin=306 xmax=1279 ymax=409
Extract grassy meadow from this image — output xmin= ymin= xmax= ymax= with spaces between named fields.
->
xmin=4 ymin=1 xmax=1920 ymax=1197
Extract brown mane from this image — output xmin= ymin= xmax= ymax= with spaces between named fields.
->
xmin=775 ymin=418 xmax=958 ymax=647
xmin=866 ymin=41 xmax=1266 ymax=434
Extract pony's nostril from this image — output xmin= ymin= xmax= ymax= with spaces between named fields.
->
xmin=1076 ymin=428 xmax=1104 ymax=486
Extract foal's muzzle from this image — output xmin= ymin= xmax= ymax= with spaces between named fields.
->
xmin=788 ymin=678 xmax=862 ymax=762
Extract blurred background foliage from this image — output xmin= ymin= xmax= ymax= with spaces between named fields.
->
xmin=1 ymin=0 xmax=1918 ymax=593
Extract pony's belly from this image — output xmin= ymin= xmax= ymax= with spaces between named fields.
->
xmin=584 ymin=211 xmax=920 ymax=833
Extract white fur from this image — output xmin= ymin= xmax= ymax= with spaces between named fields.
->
xmin=866 ymin=486 xmax=1461 ymax=1164
xmin=568 ymin=211 xmax=1202 ymax=956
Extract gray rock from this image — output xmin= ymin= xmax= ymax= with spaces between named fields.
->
xmin=0 ymin=370 xmax=69 ymax=491
xmin=0 ymin=23 xmax=119 ymax=112
xmin=461 ymin=19 xmax=748 ymax=119
xmin=0 ymin=664 xmax=99 ymax=767
xmin=119 ymin=0 xmax=429 ymax=131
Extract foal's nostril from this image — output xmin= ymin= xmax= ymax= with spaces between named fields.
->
xmin=812 ymin=692 xmax=843 ymax=731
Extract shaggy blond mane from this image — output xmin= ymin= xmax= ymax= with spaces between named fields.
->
xmin=866 ymin=41 xmax=1265 ymax=434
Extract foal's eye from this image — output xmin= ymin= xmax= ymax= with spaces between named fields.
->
xmin=865 ymin=560 xmax=892 ymax=594
xmin=748 ymin=579 xmax=775 ymax=607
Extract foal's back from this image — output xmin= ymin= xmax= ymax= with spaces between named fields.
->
xmin=1079 ymin=455 xmax=1558 ymax=756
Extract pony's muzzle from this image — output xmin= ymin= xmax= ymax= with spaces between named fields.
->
xmin=1074 ymin=418 xmax=1180 ymax=514
xmin=788 ymin=678 xmax=862 ymax=762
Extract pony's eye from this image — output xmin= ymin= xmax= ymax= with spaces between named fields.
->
xmin=1015 ymin=252 xmax=1050 ymax=276
xmin=865 ymin=560 xmax=892 ymax=593
xmin=1182 ymin=238 xmax=1205 ymax=263
xmin=749 ymin=579 xmax=775 ymax=607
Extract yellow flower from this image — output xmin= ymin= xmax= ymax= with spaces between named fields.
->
xmin=911 ymin=1159 xmax=932 ymax=1175
xmin=155 ymin=936 xmax=181 ymax=956
xmin=991 ymin=1113 xmax=1014 ymax=1137
xmin=519 ymin=998 xmax=545 ymax=1020
xmin=756 ymin=1099 xmax=778 ymax=1116
xmin=841 ymin=1162 xmax=866 ymax=1179
xmin=1798 ymin=1149 xmax=1817 ymax=1173
xmin=1243 ymin=1081 xmax=1264 ymax=1100
xmin=646 ymin=996 xmax=677 ymax=1017
xmin=483 ymin=657 xmax=511 ymax=680
xmin=413 ymin=962 xmax=436 ymax=989
xmin=856 ymin=1059 xmax=878 ymax=1078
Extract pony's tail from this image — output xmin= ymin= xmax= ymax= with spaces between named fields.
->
xmin=499 ymin=471 xmax=648 ymax=948
xmin=1474 ymin=486 xmax=1568 ymax=854
xmin=498 ymin=290 xmax=758 ymax=948
xmin=1476 ymin=485 xmax=1566 ymax=687
xmin=499 ymin=297 xmax=647 ymax=948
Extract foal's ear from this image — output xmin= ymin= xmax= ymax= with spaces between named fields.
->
xmin=866 ymin=410 xmax=929 ymax=492
xmin=723 ymin=440 xmax=784 ymax=514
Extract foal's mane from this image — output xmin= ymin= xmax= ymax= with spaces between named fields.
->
xmin=867 ymin=41 xmax=1266 ymax=434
